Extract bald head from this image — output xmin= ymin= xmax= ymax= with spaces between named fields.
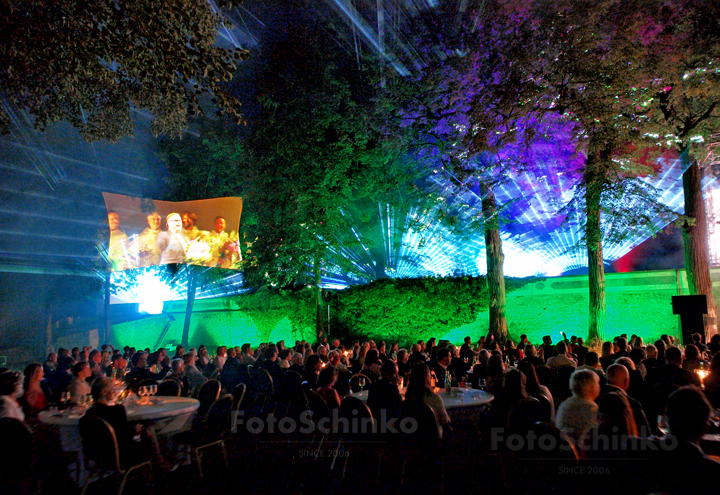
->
xmin=607 ymin=364 xmax=630 ymax=391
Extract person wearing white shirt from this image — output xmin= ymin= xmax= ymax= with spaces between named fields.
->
xmin=0 ymin=370 xmax=25 ymax=421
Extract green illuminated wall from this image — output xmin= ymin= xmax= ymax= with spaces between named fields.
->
xmin=110 ymin=269 xmax=720 ymax=349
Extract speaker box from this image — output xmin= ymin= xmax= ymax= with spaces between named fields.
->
xmin=671 ymin=295 xmax=708 ymax=315
xmin=672 ymin=295 xmax=708 ymax=345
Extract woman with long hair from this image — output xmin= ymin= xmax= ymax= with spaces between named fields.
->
xmin=518 ymin=362 xmax=555 ymax=421
xmin=405 ymin=363 xmax=450 ymax=437
xmin=316 ymin=366 xmax=341 ymax=409
xmin=21 ymin=363 xmax=48 ymax=419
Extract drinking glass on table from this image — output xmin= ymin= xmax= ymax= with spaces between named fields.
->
xmin=60 ymin=391 xmax=71 ymax=409
xmin=359 ymin=377 xmax=366 ymax=391
xmin=657 ymin=415 xmax=669 ymax=437
xmin=478 ymin=379 xmax=487 ymax=391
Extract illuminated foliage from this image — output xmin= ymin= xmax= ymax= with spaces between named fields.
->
xmin=0 ymin=0 xmax=248 ymax=141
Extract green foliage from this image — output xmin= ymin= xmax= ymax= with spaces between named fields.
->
xmin=0 ymin=0 xmax=248 ymax=141
xmin=333 ymin=276 xmax=502 ymax=345
xmin=231 ymin=286 xmax=316 ymax=343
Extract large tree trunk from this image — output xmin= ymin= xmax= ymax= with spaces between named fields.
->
xmin=682 ymin=158 xmax=718 ymax=340
xmin=481 ymin=183 xmax=508 ymax=342
xmin=314 ymin=258 xmax=325 ymax=343
xmin=585 ymin=154 xmax=606 ymax=343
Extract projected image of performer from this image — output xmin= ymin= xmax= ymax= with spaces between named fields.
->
xmin=107 ymin=211 xmax=129 ymax=270
xmin=154 ymin=213 xmax=188 ymax=264
xmin=182 ymin=211 xmax=200 ymax=240
xmin=137 ymin=211 xmax=162 ymax=267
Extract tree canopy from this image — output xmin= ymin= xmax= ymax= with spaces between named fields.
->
xmin=0 ymin=0 xmax=248 ymax=141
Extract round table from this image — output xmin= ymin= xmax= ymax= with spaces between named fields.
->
xmin=350 ymin=387 xmax=493 ymax=409
xmin=38 ymin=397 xmax=200 ymax=485
xmin=39 ymin=397 xmax=200 ymax=426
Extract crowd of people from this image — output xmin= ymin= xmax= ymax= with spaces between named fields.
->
xmin=1 ymin=331 xmax=719 ymax=494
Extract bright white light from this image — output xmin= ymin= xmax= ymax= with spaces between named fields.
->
xmin=136 ymin=272 xmax=174 ymax=314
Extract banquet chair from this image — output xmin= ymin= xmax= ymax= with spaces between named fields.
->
xmin=187 ymin=393 xmax=233 ymax=478
xmin=397 ymin=400 xmax=442 ymax=492
xmin=332 ymin=397 xmax=381 ymax=491
xmin=349 ymin=373 xmax=372 ymax=393
xmin=156 ymin=379 xmax=182 ymax=397
xmin=78 ymin=415 xmax=153 ymax=495
xmin=195 ymin=379 xmax=221 ymax=422
xmin=231 ymin=383 xmax=247 ymax=411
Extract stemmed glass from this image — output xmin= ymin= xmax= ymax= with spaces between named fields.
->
xmin=657 ymin=415 xmax=669 ymax=437
xmin=60 ymin=391 xmax=71 ymax=409
xmin=359 ymin=377 xmax=366 ymax=392
xmin=138 ymin=385 xmax=148 ymax=403
xmin=478 ymin=379 xmax=487 ymax=391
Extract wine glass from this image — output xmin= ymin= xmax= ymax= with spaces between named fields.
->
xmin=478 ymin=379 xmax=487 ymax=391
xmin=138 ymin=385 xmax=148 ymax=402
xmin=359 ymin=377 xmax=366 ymax=391
xmin=61 ymin=391 xmax=71 ymax=409
xmin=657 ymin=415 xmax=669 ymax=436
xmin=151 ymin=384 xmax=158 ymax=396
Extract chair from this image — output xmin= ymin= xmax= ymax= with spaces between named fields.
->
xmin=397 ymin=400 xmax=442 ymax=492
xmin=156 ymin=379 xmax=181 ymax=397
xmin=78 ymin=416 xmax=152 ymax=495
xmin=349 ymin=373 xmax=372 ymax=393
xmin=231 ymin=383 xmax=247 ymax=411
xmin=189 ymin=394 xmax=233 ymax=478
xmin=305 ymin=389 xmax=332 ymax=423
xmin=195 ymin=379 xmax=221 ymax=421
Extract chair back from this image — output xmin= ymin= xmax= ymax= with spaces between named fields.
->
xmin=204 ymin=393 xmax=235 ymax=437
xmin=399 ymin=399 xmax=439 ymax=447
xmin=339 ymin=396 xmax=373 ymax=436
xmin=196 ymin=379 xmax=221 ymax=418
xmin=231 ymin=383 xmax=247 ymax=411
xmin=157 ymin=379 xmax=182 ymax=397
xmin=305 ymin=390 xmax=332 ymax=422
xmin=349 ymin=373 xmax=372 ymax=393
xmin=248 ymin=367 xmax=274 ymax=395
xmin=79 ymin=415 xmax=121 ymax=472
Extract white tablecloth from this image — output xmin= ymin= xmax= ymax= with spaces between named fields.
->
xmin=350 ymin=387 xmax=493 ymax=409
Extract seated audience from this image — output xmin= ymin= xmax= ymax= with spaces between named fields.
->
xmin=603 ymin=364 xmax=650 ymax=435
xmin=21 ymin=363 xmax=48 ymax=419
xmin=68 ymin=362 xmax=92 ymax=403
xmin=316 ymin=366 xmax=341 ymax=409
xmin=648 ymin=387 xmax=720 ymax=495
xmin=0 ymin=370 xmax=24 ymax=421
xmin=546 ymin=341 xmax=577 ymax=368
xmin=367 ymin=360 xmax=403 ymax=420
xmin=405 ymin=363 xmax=451 ymax=438
xmin=555 ymin=369 xmax=600 ymax=445
xmin=518 ymin=362 xmax=555 ymax=421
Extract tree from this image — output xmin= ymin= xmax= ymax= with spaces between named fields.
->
xmin=386 ymin=3 xmax=584 ymax=341
xmin=634 ymin=0 xmax=720 ymax=339
xmin=0 ymin=0 xmax=248 ymax=141
xmin=497 ymin=0 xmax=683 ymax=341
xmin=179 ymin=7 xmax=422 ymax=341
